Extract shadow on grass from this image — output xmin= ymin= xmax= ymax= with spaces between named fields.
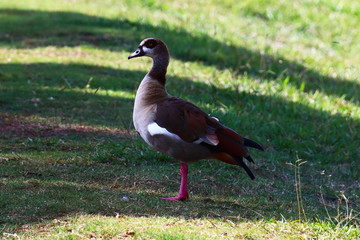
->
xmin=1 ymin=62 xmax=359 ymax=163
xmin=0 ymin=61 xmax=359 ymax=227
xmin=0 ymin=9 xmax=358 ymax=104
xmin=0 ymin=112 xmax=130 ymax=141
xmin=0 ymin=62 xmax=139 ymax=128
xmin=0 ymin=158 xmax=331 ymax=227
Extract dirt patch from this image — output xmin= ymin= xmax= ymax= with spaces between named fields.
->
xmin=0 ymin=113 xmax=129 ymax=139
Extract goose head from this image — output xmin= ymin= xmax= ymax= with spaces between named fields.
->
xmin=128 ymin=38 xmax=168 ymax=59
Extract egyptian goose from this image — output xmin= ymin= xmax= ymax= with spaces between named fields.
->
xmin=128 ymin=38 xmax=264 ymax=201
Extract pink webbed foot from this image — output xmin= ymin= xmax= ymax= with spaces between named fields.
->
xmin=163 ymin=162 xmax=189 ymax=201
xmin=162 ymin=193 xmax=189 ymax=201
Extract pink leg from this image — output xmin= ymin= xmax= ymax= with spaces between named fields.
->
xmin=163 ymin=162 xmax=189 ymax=201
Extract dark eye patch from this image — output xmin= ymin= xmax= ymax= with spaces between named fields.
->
xmin=144 ymin=39 xmax=157 ymax=49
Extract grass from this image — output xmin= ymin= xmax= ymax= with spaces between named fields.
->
xmin=0 ymin=0 xmax=359 ymax=239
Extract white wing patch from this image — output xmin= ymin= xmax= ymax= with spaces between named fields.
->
xmin=147 ymin=122 xmax=219 ymax=146
xmin=209 ymin=115 xmax=219 ymax=122
xmin=147 ymin=122 xmax=182 ymax=140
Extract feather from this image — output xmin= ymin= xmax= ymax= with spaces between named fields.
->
xmin=244 ymin=137 xmax=265 ymax=151
xmin=234 ymin=156 xmax=255 ymax=180
xmin=244 ymin=155 xmax=255 ymax=163
xmin=147 ymin=122 xmax=182 ymax=140
xmin=203 ymin=126 xmax=262 ymax=179
xmin=155 ymin=97 xmax=221 ymax=144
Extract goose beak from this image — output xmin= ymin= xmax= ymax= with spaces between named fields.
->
xmin=128 ymin=47 xmax=144 ymax=59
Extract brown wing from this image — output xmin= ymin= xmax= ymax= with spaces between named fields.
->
xmin=155 ymin=97 xmax=220 ymax=144
xmin=155 ymin=97 xmax=264 ymax=180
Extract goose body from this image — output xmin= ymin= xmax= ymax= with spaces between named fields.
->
xmin=129 ymin=38 xmax=264 ymax=201
xmin=133 ymin=75 xmax=212 ymax=161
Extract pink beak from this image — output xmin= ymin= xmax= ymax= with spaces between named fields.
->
xmin=128 ymin=47 xmax=144 ymax=59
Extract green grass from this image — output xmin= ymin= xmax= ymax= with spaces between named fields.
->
xmin=0 ymin=0 xmax=359 ymax=239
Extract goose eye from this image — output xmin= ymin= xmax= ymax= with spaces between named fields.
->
xmin=145 ymin=40 xmax=157 ymax=48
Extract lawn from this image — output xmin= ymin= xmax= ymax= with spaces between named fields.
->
xmin=0 ymin=0 xmax=359 ymax=239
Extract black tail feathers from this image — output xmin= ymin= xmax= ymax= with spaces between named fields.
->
xmin=245 ymin=155 xmax=254 ymax=163
xmin=235 ymin=157 xmax=255 ymax=180
xmin=244 ymin=137 xmax=265 ymax=151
